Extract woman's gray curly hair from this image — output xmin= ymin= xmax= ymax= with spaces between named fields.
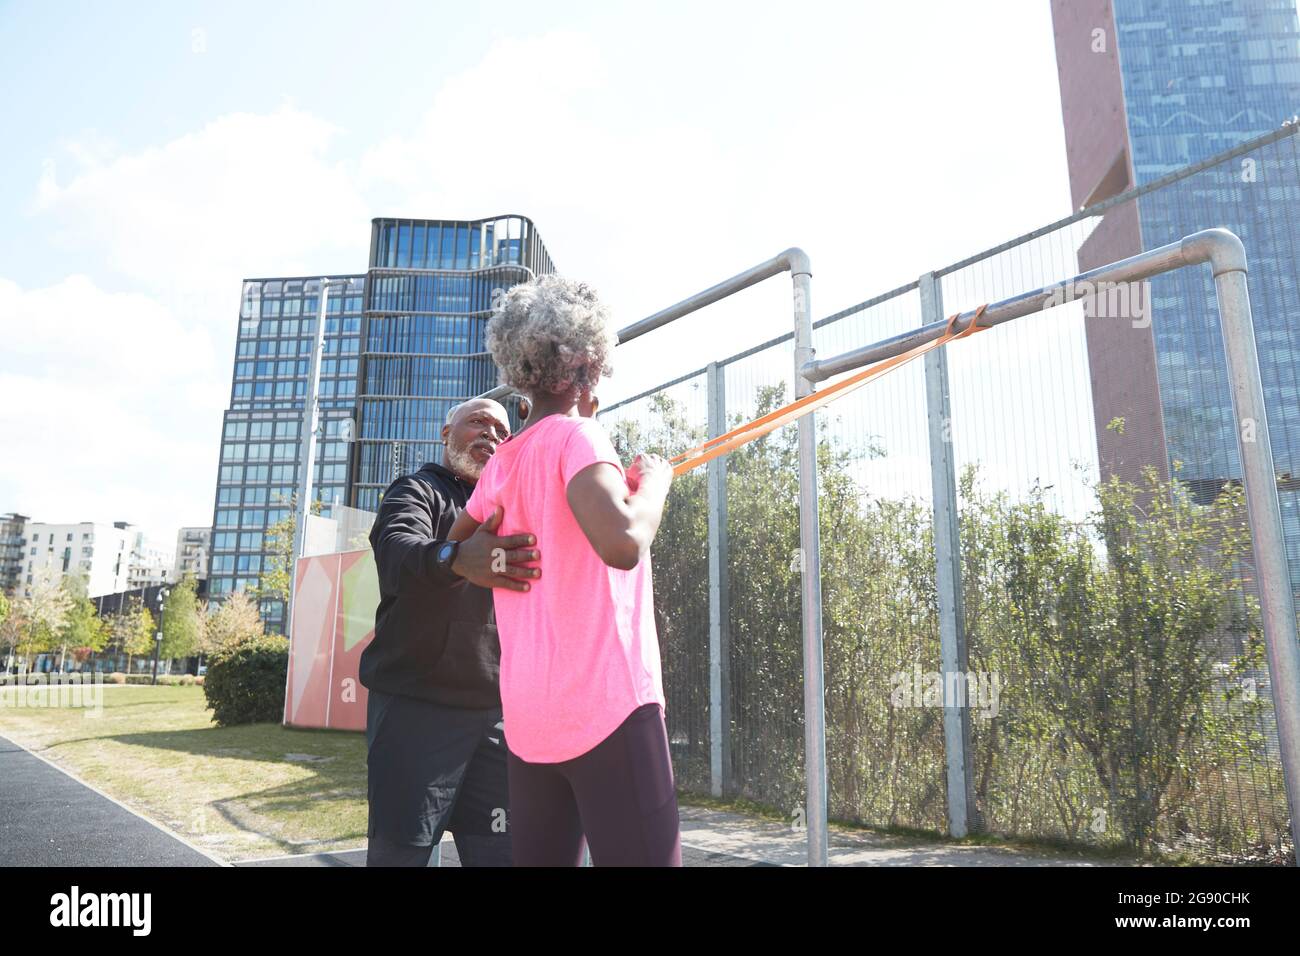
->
xmin=486 ymin=274 xmax=617 ymax=397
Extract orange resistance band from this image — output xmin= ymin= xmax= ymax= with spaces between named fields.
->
xmin=668 ymin=304 xmax=989 ymax=476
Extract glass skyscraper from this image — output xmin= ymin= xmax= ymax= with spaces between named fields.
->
xmin=1113 ymin=0 xmax=1300 ymax=502
xmin=207 ymin=275 xmax=364 ymax=632
xmin=353 ymin=215 xmax=555 ymax=511
xmin=1053 ymin=0 xmax=1300 ymax=589
xmin=207 ymin=216 xmax=554 ymax=631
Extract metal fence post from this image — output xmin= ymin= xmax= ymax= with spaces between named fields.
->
xmin=919 ymin=272 xmax=978 ymax=839
xmin=706 ymin=361 xmax=732 ymax=798
xmin=285 ymin=277 xmax=338 ymax=696
xmin=792 ymin=264 xmax=829 ymax=867
xmin=1210 ymin=254 xmax=1300 ymax=864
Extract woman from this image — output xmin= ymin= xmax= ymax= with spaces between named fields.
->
xmin=447 ymin=274 xmax=681 ymax=866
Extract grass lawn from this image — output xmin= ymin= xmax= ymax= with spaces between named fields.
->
xmin=0 ymin=684 xmax=367 ymax=862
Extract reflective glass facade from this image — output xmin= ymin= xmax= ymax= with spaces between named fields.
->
xmin=207 ymin=275 xmax=364 ymax=632
xmin=207 ymin=216 xmax=555 ymax=629
xmin=1112 ymin=0 xmax=1300 ymax=585
xmin=353 ymin=216 xmax=554 ymax=511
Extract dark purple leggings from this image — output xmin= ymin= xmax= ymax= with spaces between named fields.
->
xmin=506 ymin=703 xmax=683 ymax=866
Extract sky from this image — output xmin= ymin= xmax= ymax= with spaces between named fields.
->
xmin=0 ymin=0 xmax=1074 ymax=543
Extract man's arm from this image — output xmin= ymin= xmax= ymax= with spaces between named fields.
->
xmin=370 ymin=477 xmax=539 ymax=593
xmin=369 ymin=477 xmax=457 ymax=594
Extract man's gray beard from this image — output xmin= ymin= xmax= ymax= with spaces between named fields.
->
xmin=446 ymin=443 xmax=485 ymax=481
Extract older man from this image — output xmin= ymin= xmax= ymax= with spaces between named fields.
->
xmin=361 ymin=397 xmax=539 ymax=867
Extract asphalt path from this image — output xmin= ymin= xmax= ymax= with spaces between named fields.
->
xmin=0 ymin=734 xmax=222 ymax=867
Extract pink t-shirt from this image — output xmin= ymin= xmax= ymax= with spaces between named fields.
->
xmin=463 ymin=413 xmax=665 ymax=763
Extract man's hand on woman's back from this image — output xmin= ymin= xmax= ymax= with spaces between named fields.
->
xmin=451 ymin=505 xmax=540 ymax=592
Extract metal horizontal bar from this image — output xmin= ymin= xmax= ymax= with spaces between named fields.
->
xmin=477 ymin=383 xmax=514 ymax=401
xmin=802 ymin=229 xmax=1242 ymax=383
xmin=814 ymin=278 xmax=920 ymax=327
xmin=475 ymin=248 xmax=811 ymax=402
xmin=616 ymin=248 xmax=810 ymax=345
xmin=598 ymin=365 xmax=711 ymax=416
xmin=573 ymin=278 xmax=925 ymax=409
xmin=708 ymin=278 xmax=926 ymax=371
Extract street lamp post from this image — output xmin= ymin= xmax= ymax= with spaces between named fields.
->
xmin=151 ymin=586 xmax=169 ymax=686
xmin=286 ymin=277 xmax=347 ymax=640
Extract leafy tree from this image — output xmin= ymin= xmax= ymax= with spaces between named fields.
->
xmin=56 ymin=573 xmax=110 ymax=670
xmin=195 ymin=600 xmax=222 ymax=671
xmin=0 ymin=595 xmax=25 ymax=672
xmin=205 ymin=590 xmax=266 ymax=653
xmin=130 ymin=603 xmax=157 ymax=673
xmin=160 ymin=573 xmax=202 ymax=664
xmin=969 ymin=460 xmax=1267 ymax=851
xmin=110 ymin=599 xmax=156 ymax=674
xmin=260 ymin=495 xmax=325 ymax=605
xmin=6 ymin=568 xmax=72 ymax=671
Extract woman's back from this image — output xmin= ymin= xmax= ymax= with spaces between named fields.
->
xmin=464 ymin=413 xmax=665 ymax=763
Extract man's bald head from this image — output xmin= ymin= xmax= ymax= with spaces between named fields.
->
xmin=441 ymin=398 xmax=510 ymax=483
xmin=445 ymin=398 xmax=509 ymax=428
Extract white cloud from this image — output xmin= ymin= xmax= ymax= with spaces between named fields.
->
xmin=34 ymin=106 xmax=369 ymax=307
xmin=12 ymin=105 xmax=374 ymax=540
xmin=0 ymin=275 xmax=225 ymax=539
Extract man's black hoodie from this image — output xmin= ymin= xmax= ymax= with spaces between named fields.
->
xmin=359 ymin=461 xmax=500 ymax=709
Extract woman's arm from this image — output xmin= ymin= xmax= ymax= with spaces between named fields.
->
xmin=566 ymin=453 xmax=673 ymax=571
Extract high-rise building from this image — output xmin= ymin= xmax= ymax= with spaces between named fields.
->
xmin=353 ymin=215 xmax=555 ymax=510
xmin=207 ymin=215 xmax=555 ymax=632
xmin=0 ymin=513 xmax=29 ymax=597
xmin=207 ymin=274 xmax=364 ymax=633
xmin=1051 ymin=0 xmax=1300 ymax=587
xmin=173 ymin=527 xmax=211 ymax=582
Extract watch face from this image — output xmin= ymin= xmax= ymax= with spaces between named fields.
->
xmin=438 ymin=542 xmax=457 ymax=564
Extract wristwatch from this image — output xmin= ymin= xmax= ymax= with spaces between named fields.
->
xmin=434 ymin=540 xmax=460 ymax=577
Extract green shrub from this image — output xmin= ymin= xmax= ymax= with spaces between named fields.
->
xmin=203 ymin=635 xmax=289 ymax=727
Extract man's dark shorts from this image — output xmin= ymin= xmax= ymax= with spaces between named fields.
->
xmin=365 ymin=689 xmax=511 ymax=867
